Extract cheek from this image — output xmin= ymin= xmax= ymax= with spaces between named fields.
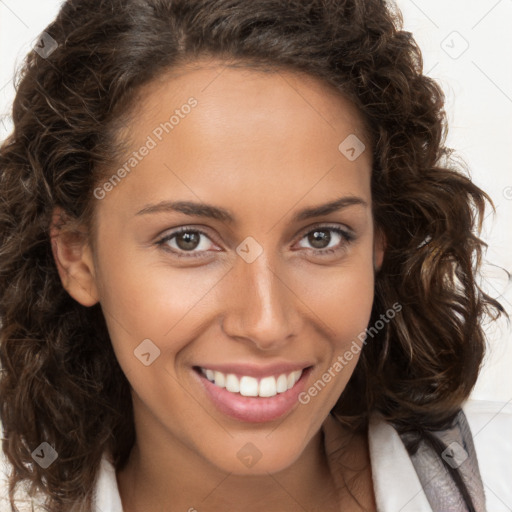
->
xmin=297 ymin=252 xmax=376 ymax=341
xmin=294 ymin=256 xmax=375 ymax=408
xmin=92 ymin=236 xmax=222 ymax=370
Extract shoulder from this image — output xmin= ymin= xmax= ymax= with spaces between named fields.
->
xmin=462 ymin=398 xmax=512 ymax=511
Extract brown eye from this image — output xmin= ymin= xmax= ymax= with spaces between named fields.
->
xmin=175 ymin=231 xmax=202 ymax=251
xmin=308 ymin=229 xmax=332 ymax=249
xmin=156 ymin=227 xmax=217 ymax=259
xmin=296 ymin=225 xmax=355 ymax=255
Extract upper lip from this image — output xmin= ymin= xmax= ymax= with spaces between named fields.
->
xmin=194 ymin=362 xmax=313 ymax=378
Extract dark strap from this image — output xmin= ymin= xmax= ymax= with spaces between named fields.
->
xmin=397 ymin=409 xmax=486 ymax=512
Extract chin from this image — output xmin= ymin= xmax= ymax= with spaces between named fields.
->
xmin=203 ymin=440 xmax=306 ymax=476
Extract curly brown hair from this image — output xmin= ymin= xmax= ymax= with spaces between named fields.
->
xmin=0 ymin=0 xmax=504 ymax=510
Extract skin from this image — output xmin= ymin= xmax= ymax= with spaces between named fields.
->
xmin=51 ymin=59 xmax=383 ymax=511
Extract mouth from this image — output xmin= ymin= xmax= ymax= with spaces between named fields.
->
xmin=197 ymin=366 xmax=304 ymax=397
xmin=192 ymin=365 xmax=313 ymax=423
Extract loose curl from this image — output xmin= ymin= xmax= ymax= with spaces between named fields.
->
xmin=0 ymin=0 xmax=504 ymax=510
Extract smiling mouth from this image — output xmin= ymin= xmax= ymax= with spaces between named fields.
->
xmin=192 ymin=364 xmax=312 ymax=423
xmin=194 ymin=366 xmax=304 ymax=398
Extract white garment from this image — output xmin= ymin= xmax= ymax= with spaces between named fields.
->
xmin=368 ymin=399 xmax=512 ymax=511
xmin=1 ymin=399 xmax=511 ymax=511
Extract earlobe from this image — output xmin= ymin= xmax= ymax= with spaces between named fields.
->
xmin=50 ymin=208 xmax=99 ymax=307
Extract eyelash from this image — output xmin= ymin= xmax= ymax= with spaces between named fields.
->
xmin=155 ymin=224 xmax=355 ymax=259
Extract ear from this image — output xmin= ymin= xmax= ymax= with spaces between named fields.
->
xmin=373 ymin=227 xmax=386 ymax=272
xmin=49 ymin=207 xmax=99 ymax=307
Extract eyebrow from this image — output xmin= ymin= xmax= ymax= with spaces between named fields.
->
xmin=135 ymin=196 xmax=367 ymax=223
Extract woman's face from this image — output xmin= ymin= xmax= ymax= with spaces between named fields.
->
xmin=58 ymin=61 xmax=383 ymax=475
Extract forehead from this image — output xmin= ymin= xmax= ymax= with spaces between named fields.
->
xmin=130 ymin=59 xmax=369 ymax=145
xmin=98 ymin=61 xmax=372 ymax=222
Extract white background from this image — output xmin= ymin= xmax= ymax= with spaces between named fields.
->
xmin=1 ymin=0 xmax=511 ymax=402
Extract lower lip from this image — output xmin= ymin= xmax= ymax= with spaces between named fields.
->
xmin=193 ymin=367 xmax=312 ymax=423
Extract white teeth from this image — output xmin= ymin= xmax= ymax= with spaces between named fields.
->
xmin=276 ymin=374 xmax=288 ymax=393
xmin=213 ymin=370 xmax=225 ymax=388
xmin=259 ymin=376 xmax=277 ymax=397
xmin=225 ymin=374 xmax=240 ymax=393
xmin=239 ymin=376 xmax=259 ymax=397
xmin=200 ymin=367 xmax=303 ymax=397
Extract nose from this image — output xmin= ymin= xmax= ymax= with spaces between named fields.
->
xmin=221 ymin=252 xmax=301 ymax=352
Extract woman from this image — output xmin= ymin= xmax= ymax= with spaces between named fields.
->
xmin=0 ymin=0 xmax=510 ymax=511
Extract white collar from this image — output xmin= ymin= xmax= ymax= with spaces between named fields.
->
xmin=367 ymin=412 xmax=432 ymax=511
xmin=94 ymin=454 xmax=124 ymax=512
